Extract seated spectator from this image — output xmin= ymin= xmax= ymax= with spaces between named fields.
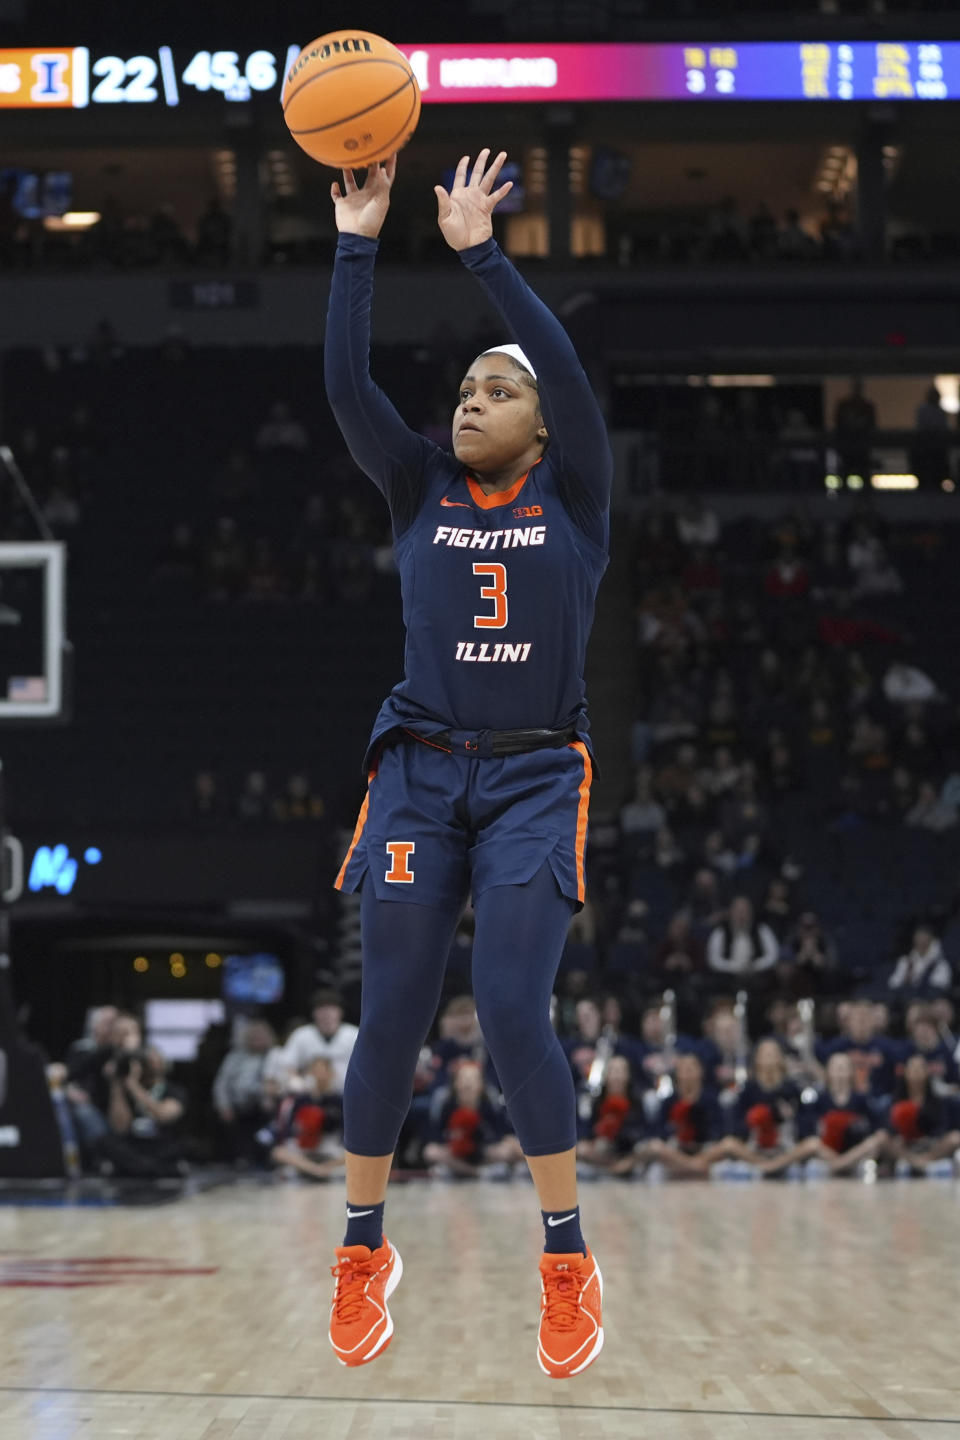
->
xmin=679 ymin=545 xmax=722 ymax=596
xmin=778 ymin=911 xmax=837 ymax=996
xmin=190 ymin=770 xmax=222 ymax=821
xmin=905 ymin=781 xmax=958 ymax=833
xmin=883 ymin=660 xmax=942 ymax=708
xmin=882 ymin=1053 xmax=960 ymax=1177
xmin=759 ymin=1052 xmax=886 ymax=1178
xmin=760 ymin=877 xmax=797 ymax=938
xmin=888 ymin=925 xmax=953 ymax=997
xmin=195 ymin=195 xmax=232 ymax=266
xmin=563 ymin=997 xmax=643 ymax=1081
xmin=764 ymin=998 xmax=824 ymax=1086
xmin=427 ymin=994 xmax=487 ymax=1088
xmin=65 ymin=1009 xmax=143 ymax=1166
xmin=634 ymin=1003 xmax=672 ymax=1091
xmin=711 ymin=1038 xmax=802 ymax=1171
xmin=651 ymin=824 xmax=686 ymax=874
xmin=259 ymin=1056 xmax=345 ymax=1181
xmin=577 ymin=1055 xmax=646 ymax=1174
xmin=422 ymin=1060 xmax=522 ymax=1177
xmin=697 ymin=1001 xmax=745 ymax=1095
xmin=718 ymin=780 xmax=768 ymax=847
xmin=273 ymin=773 xmax=325 ymax=822
xmin=764 ymin=548 xmax=810 ymax=599
xmin=675 ymin=495 xmax=719 ymax=549
xmin=765 ymin=736 xmax=800 ymax=794
xmin=888 ymin=766 xmax=917 ymax=820
xmin=706 ymin=895 xmax=779 ymax=979
xmin=255 ymin=399 xmax=309 ymax=454
xmin=619 ymin=768 xmax=666 ymax=839
xmin=101 ymin=1046 xmax=187 ymax=1179
xmin=279 ymin=989 xmax=359 ymax=1093
xmin=821 ymin=999 xmax=902 ymax=1101
xmin=778 ymin=209 xmax=818 ymax=260
xmin=698 ymin=745 xmax=741 ymax=800
xmin=896 ymin=720 xmax=939 ymax=779
xmin=212 ymin=1018 xmax=286 ymax=1164
xmin=653 ymin=910 xmax=705 ymax=982
xmin=807 ymin=696 xmax=840 ymax=751
xmin=848 ymin=533 xmax=903 ymax=598
xmin=627 ymin=1052 xmax=726 ymax=1179
xmin=235 ymin=770 xmax=272 ymax=821
xmin=686 ymin=868 xmax=726 ymax=929
xmin=904 ymin=1006 xmax=959 ymax=1090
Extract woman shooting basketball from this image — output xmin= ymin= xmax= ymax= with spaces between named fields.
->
xmin=324 ymin=149 xmax=611 ymax=1379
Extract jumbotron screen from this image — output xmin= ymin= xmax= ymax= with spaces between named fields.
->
xmin=0 ymin=40 xmax=954 ymax=109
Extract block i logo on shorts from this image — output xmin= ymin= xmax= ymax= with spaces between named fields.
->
xmin=385 ymin=841 xmax=415 ymax=883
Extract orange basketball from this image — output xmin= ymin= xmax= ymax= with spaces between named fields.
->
xmin=281 ymin=31 xmax=421 ymax=169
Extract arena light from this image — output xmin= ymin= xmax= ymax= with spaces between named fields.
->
xmin=42 ymin=211 xmax=100 ymax=231
xmin=824 ymin=474 xmax=842 ymax=491
xmin=935 ymin=375 xmax=960 ymax=414
xmin=943 ymin=479 xmax=956 ymax=492
xmin=871 ymin=473 xmax=919 ymax=490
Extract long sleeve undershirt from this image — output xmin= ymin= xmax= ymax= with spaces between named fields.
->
xmin=323 ymin=233 xmax=611 ymax=549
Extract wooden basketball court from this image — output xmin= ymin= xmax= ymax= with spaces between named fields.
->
xmin=0 ymin=1178 xmax=958 ymax=1439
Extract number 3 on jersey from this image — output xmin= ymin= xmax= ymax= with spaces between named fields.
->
xmin=473 ymin=562 xmax=508 ymax=629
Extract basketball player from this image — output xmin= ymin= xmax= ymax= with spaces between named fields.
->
xmin=323 ymin=150 xmax=611 ymax=1378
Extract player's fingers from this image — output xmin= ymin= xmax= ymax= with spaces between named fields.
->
xmin=470 ymin=148 xmax=491 ymax=186
xmin=453 ymin=154 xmax=470 ymax=189
xmin=434 ymin=185 xmax=451 ymax=219
xmin=489 ymin=180 xmax=513 ymax=207
xmin=330 ymin=182 xmax=342 ymax=202
xmin=481 ymin=150 xmax=508 ymax=192
xmin=342 ymin=168 xmax=357 ymax=193
xmin=384 ymin=153 xmax=398 ymax=183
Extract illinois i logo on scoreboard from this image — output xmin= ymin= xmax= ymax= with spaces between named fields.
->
xmin=385 ymin=841 xmax=415 ymax=883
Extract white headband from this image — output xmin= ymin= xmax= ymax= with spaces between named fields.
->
xmin=481 ymin=343 xmax=537 ymax=381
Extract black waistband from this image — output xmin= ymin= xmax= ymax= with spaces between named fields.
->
xmin=403 ymin=725 xmax=578 ymax=758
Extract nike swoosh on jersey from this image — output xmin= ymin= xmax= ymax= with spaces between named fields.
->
xmin=547 ymin=1212 xmax=578 ymax=1227
xmin=440 ymin=496 xmax=473 ymax=508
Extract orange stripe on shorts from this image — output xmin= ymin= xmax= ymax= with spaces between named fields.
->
xmin=568 ymin=741 xmax=593 ymax=905
xmin=334 ymin=767 xmax=377 ymax=890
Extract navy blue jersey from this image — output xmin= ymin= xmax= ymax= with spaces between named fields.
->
xmin=732 ymin=1080 xmax=801 ymax=1145
xmin=652 ymin=1090 xmax=724 ymax=1147
xmin=821 ymin=1035 xmax=904 ymax=1098
xmin=324 ymin=234 xmax=611 ymax=761
xmin=796 ymin=1087 xmax=876 ymax=1147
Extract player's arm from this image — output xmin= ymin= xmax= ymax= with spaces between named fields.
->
xmin=324 ymin=156 xmax=431 ymax=534
xmin=435 ymin=150 xmax=612 ymax=542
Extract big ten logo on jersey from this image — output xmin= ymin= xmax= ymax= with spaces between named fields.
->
xmin=385 ymin=841 xmax=415 ymax=884
xmin=513 ymin=504 xmax=543 ymax=519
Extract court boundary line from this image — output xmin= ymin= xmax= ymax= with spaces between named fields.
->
xmin=0 ymin=1385 xmax=958 ymax=1425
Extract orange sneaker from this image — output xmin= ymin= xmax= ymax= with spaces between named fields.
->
xmin=537 ymin=1248 xmax=603 ymax=1379
xmin=329 ymin=1237 xmax=403 ymax=1367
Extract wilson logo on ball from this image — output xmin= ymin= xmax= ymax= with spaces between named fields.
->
xmin=281 ymin=29 xmax=421 ymax=170
xmin=287 ymin=36 xmax=373 ymax=83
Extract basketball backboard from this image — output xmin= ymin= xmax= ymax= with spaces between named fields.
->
xmin=0 ymin=543 xmax=67 ymax=722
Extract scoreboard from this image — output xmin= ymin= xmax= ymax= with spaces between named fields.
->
xmin=0 ymin=40 xmax=957 ymax=109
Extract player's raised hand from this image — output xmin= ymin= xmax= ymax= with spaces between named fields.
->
xmin=330 ymin=154 xmax=397 ymax=238
xmin=435 ymin=149 xmax=513 ymax=252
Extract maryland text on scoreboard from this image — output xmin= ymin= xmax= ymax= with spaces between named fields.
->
xmin=0 ymin=41 xmax=958 ymax=109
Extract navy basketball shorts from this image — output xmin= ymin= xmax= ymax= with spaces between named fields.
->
xmin=335 ymin=733 xmax=593 ymax=909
